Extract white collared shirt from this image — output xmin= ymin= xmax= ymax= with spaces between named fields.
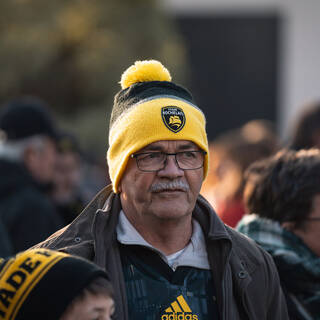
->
xmin=116 ymin=210 xmax=210 ymax=271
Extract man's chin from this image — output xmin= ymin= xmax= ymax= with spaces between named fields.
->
xmin=151 ymin=205 xmax=191 ymax=221
xmin=153 ymin=212 xmax=189 ymax=222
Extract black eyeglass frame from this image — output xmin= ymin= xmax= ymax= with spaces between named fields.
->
xmin=131 ymin=150 xmax=207 ymax=172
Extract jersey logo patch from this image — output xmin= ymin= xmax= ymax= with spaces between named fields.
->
xmin=161 ymin=107 xmax=186 ymax=133
xmin=161 ymin=295 xmax=198 ymax=319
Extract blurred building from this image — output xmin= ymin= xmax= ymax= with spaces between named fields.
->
xmin=161 ymin=0 xmax=320 ymax=142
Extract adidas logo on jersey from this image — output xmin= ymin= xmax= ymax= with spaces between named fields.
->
xmin=161 ymin=295 xmax=198 ymax=320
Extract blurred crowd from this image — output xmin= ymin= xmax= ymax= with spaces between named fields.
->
xmin=0 ymin=97 xmax=109 ymax=257
xmin=201 ymin=101 xmax=320 ymax=318
xmin=0 ymin=95 xmax=320 ymax=319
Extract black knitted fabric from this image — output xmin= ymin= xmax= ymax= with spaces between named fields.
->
xmin=0 ymin=97 xmax=58 ymax=141
xmin=110 ymin=81 xmax=194 ymax=128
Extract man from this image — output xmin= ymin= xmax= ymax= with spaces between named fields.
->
xmin=237 ymin=148 xmax=320 ymax=319
xmin=0 ymin=97 xmax=63 ymax=253
xmin=51 ymin=131 xmax=86 ymax=225
xmin=36 ymin=60 xmax=289 ymax=319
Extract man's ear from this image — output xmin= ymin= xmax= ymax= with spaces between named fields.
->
xmin=22 ymin=145 xmax=41 ymax=179
xmin=282 ymin=221 xmax=294 ymax=231
xmin=22 ymin=145 xmax=35 ymax=168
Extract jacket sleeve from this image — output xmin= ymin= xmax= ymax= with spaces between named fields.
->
xmin=8 ymin=195 xmax=64 ymax=252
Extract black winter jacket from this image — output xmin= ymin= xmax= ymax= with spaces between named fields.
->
xmin=0 ymin=159 xmax=63 ymax=253
xmin=35 ymin=185 xmax=289 ymax=320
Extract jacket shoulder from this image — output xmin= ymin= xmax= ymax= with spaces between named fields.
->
xmin=32 ymin=185 xmax=114 ymax=258
xmin=226 ymin=225 xmax=276 ymax=270
xmin=226 ymin=226 xmax=289 ymax=318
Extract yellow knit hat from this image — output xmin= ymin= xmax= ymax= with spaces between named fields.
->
xmin=107 ymin=60 xmax=209 ymax=193
xmin=0 ymin=249 xmax=109 ymax=320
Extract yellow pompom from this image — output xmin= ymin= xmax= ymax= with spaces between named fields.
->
xmin=120 ymin=60 xmax=172 ymax=89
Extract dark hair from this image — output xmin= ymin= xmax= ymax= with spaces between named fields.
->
xmin=56 ymin=131 xmax=81 ymax=155
xmin=61 ymin=277 xmax=114 ymax=318
xmin=76 ymin=276 xmax=114 ymax=300
xmin=243 ymin=148 xmax=320 ymax=229
xmin=290 ymin=102 xmax=320 ymax=150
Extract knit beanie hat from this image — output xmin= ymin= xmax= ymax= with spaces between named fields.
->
xmin=0 ymin=97 xmax=59 ymax=142
xmin=107 ymin=60 xmax=209 ymax=193
xmin=0 ymin=249 xmax=110 ymax=320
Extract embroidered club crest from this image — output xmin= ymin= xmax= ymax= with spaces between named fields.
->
xmin=161 ymin=106 xmax=186 ymax=133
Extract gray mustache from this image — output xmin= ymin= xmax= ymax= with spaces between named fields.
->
xmin=150 ymin=180 xmax=189 ymax=192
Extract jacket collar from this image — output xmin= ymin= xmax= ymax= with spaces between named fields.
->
xmin=48 ymin=185 xmax=261 ymax=277
xmin=194 ymin=194 xmax=232 ymax=241
xmin=47 ymin=185 xmax=232 ymax=251
xmin=117 ymin=209 xmax=211 ymax=270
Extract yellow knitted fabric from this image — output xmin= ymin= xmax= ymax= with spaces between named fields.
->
xmin=120 ymin=60 xmax=171 ymax=89
xmin=107 ymin=96 xmax=209 ymax=193
xmin=0 ymin=249 xmax=68 ymax=319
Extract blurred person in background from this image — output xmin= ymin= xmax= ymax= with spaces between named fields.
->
xmin=0 ymin=248 xmax=114 ymax=319
xmin=201 ymin=119 xmax=279 ymax=227
xmin=0 ymin=97 xmax=63 ymax=253
xmin=290 ymin=101 xmax=320 ymax=150
xmin=79 ymin=156 xmax=111 ymax=204
xmin=51 ymin=131 xmax=86 ymax=225
xmin=237 ymin=149 xmax=320 ymax=320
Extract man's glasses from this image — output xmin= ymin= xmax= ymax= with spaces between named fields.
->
xmin=131 ymin=150 xmax=206 ymax=172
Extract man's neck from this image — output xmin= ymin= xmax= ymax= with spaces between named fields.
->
xmin=125 ymin=213 xmax=193 ymax=256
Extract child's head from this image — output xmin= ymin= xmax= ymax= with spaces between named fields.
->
xmin=61 ymin=277 xmax=114 ymax=320
xmin=0 ymin=249 xmax=114 ymax=320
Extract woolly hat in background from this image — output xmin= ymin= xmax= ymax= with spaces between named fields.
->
xmin=0 ymin=249 xmax=109 ymax=320
xmin=0 ymin=97 xmax=59 ymax=142
xmin=107 ymin=60 xmax=209 ymax=193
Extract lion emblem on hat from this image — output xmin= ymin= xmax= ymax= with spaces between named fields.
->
xmin=161 ymin=106 xmax=186 ymax=133
xmin=169 ymin=116 xmax=182 ymax=128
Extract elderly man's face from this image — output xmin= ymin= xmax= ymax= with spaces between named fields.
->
xmin=119 ymin=140 xmax=204 ymax=225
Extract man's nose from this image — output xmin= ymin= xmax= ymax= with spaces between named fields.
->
xmin=157 ymin=154 xmax=184 ymax=178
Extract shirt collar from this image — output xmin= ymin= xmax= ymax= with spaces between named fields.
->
xmin=116 ymin=210 xmax=210 ymax=270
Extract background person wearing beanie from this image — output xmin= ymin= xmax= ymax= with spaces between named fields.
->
xmin=0 ymin=249 xmax=114 ymax=319
xmin=0 ymin=97 xmax=63 ymax=254
xmin=35 ymin=60 xmax=288 ymax=319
